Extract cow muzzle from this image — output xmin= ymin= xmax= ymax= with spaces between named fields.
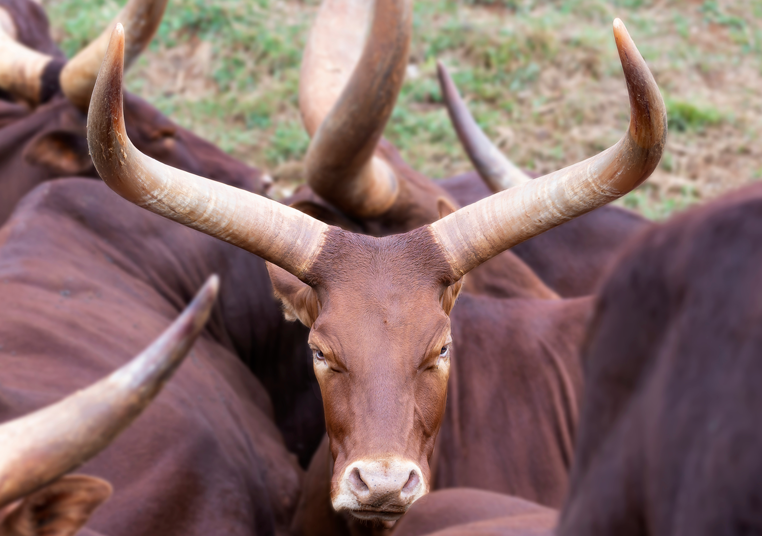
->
xmin=332 ymin=458 xmax=427 ymax=521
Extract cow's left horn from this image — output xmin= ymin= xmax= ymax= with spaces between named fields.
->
xmin=60 ymin=0 xmax=168 ymax=111
xmin=299 ymin=0 xmax=412 ymax=218
xmin=0 ymin=276 xmax=218 ymax=508
xmin=430 ymin=19 xmax=666 ymax=277
xmin=437 ymin=61 xmax=531 ymax=192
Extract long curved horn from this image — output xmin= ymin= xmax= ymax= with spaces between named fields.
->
xmin=430 ymin=19 xmax=666 ymax=278
xmin=437 ymin=61 xmax=531 ymax=192
xmin=0 ymin=275 xmax=218 ymax=508
xmin=300 ymin=0 xmax=412 ymax=218
xmin=88 ymin=25 xmax=328 ymax=280
xmin=0 ymin=20 xmax=56 ymax=105
xmin=60 ymin=0 xmax=169 ymax=111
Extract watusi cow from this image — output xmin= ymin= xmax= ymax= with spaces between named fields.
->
xmin=394 ymin=182 xmax=762 ymax=536
xmin=435 ymin=63 xmax=649 ymax=298
xmin=0 ymin=176 xmax=306 ymax=535
xmin=0 ymin=0 xmax=266 ymax=225
xmin=0 ymin=278 xmax=215 ymax=536
xmin=87 ymin=10 xmax=665 ymax=528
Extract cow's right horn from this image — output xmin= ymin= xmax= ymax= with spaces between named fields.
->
xmin=88 ymin=25 xmax=329 ymax=281
xmin=431 ymin=19 xmax=666 ymax=278
xmin=0 ymin=275 xmax=219 ymax=508
xmin=60 ymin=0 xmax=169 ymax=111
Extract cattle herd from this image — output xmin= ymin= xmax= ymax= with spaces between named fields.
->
xmin=0 ymin=0 xmax=759 ymax=535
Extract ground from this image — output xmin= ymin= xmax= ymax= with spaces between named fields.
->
xmin=42 ymin=0 xmax=762 ymax=219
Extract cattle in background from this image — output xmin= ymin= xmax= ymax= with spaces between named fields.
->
xmin=0 ymin=176 xmax=304 ymax=535
xmin=88 ymin=7 xmax=665 ymax=528
xmin=394 ymin=183 xmax=762 ymax=536
xmin=0 ymin=0 xmax=266 ymax=225
xmin=0 ymin=280 xmax=215 ymax=536
xmin=436 ymin=64 xmax=649 ymax=298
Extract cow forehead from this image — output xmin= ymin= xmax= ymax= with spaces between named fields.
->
xmin=310 ymin=226 xmax=455 ymax=289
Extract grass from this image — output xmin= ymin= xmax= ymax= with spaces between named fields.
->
xmin=42 ymin=0 xmax=762 ymax=220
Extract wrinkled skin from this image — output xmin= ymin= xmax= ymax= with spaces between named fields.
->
xmin=0 ymin=179 xmax=305 ymax=535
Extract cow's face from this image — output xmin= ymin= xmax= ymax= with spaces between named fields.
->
xmin=268 ymin=228 xmax=461 ymax=521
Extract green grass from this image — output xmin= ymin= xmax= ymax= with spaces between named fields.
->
xmin=42 ymin=0 xmax=762 ymax=219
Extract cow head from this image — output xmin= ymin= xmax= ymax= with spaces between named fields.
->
xmin=88 ymin=16 xmax=666 ymax=522
xmin=0 ymin=278 xmax=217 ymax=535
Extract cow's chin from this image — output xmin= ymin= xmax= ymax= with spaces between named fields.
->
xmin=348 ymin=508 xmax=407 ymax=522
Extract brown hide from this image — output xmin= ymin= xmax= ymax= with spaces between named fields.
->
xmin=393 ymin=489 xmax=556 ymax=536
xmin=396 ymin=184 xmax=762 ymax=536
xmin=557 ymin=183 xmax=762 ymax=536
xmin=437 ymin=172 xmax=648 ymax=297
xmin=0 ymin=179 xmax=304 ymax=535
xmin=0 ymin=92 xmax=265 ymax=226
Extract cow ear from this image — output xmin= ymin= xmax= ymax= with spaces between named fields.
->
xmin=266 ymin=262 xmax=321 ymax=327
xmin=440 ymin=278 xmax=464 ymax=316
xmin=437 ymin=197 xmax=458 ymax=219
xmin=1 ymin=475 xmax=112 ymax=536
xmin=23 ymin=130 xmax=93 ymax=176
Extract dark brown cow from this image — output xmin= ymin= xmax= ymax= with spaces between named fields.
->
xmin=0 ymin=179 xmax=305 ymax=535
xmin=557 ymin=182 xmax=762 ymax=536
xmin=0 ymin=279 xmax=215 ymax=536
xmin=435 ymin=64 xmax=649 ymax=298
xmin=393 ymin=183 xmax=762 ymax=536
xmin=0 ymin=0 xmax=266 ymax=225
xmin=88 ymin=11 xmax=665 ymax=528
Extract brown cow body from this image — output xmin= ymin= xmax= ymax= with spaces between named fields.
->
xmin=394 ymin=184 xmax=762 ymax=536
xmin=0 ymin=179 xmax=304 ymax=535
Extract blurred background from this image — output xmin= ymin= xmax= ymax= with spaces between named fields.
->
xmin=41 ymin=0 xmax=762 ymax=219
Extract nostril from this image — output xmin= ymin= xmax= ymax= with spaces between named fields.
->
xmin=349 ymin=467 xmax=369 ymax=494
xmin=401 ymin=470 xmax=419 ymax=495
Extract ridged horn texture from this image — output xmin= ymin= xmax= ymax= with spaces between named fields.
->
xmin=60 ymin=0 xmax=169 ymax=111
xmin=430 ymin=19 xmax=666 ymax=278
xmin=0 ymin=275 xmax=219 ymax=508
xmin=300 ymin=0 xmax=412 ymax=218
xmin=437 ymin=61 xmax=531 ymax=192
xmin=88 ymin=26 xmax=329 ymax=280
xmin=0 ymin=14 xmax=53 ymax=105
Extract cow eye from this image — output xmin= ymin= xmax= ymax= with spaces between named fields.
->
xmin=439 ymin=345 xmax=450 ymax=358
xmin=313 ymin=349 xmax=325 ymax=361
